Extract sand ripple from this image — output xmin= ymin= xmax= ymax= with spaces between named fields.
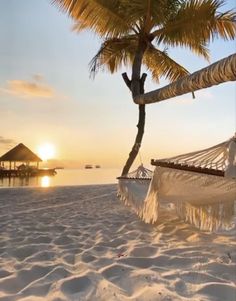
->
xmin=0 ymin=185 xmax=235 ymax=301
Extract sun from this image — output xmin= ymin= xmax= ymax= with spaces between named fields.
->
xmin=37 ymin=143 xmax=55 ymax=161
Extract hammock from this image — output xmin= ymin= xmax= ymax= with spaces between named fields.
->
xmin=117 ymin=164 xmax=153 ymax=210
xmin=118 ymin=135 xmax=236 ymax=231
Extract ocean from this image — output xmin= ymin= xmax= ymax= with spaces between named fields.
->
xmin=0 ymin=168 xmax=121 ymax=188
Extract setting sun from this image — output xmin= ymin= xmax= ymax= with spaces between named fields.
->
xmin=41 ymin=176 xmax=50 ymax=188
xmin=37 ymin=143 xmax=55 ymax=161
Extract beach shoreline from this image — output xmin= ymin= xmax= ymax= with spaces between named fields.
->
xmin=0 ymin=184 xmax=235 ymax=301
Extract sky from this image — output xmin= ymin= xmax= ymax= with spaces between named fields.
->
xmin=0 ymin=0 xmax=235 ymax=169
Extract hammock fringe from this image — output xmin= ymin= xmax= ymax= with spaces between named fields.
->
xmin=175 ymin=200 xmax=235 ymax=231
xmin=118 ymin=136 xmax=236 ymax=231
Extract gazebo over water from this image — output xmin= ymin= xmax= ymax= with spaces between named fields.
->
xmin=0 ymin=143 xmax=42 ymax=170
xmin=0 ymin=143 xmax=45 ymax=178
xmin=0 ymin=143 xmax=56 ymax=177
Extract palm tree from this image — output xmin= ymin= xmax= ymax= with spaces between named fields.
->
xmin=53 ymin=0 xmax=236 ymax=176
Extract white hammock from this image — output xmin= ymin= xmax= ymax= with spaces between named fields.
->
xmin=118 ymin=135 xmax=236 ymax=231
xmin=117 ymin=164 xmax=153 ymax=210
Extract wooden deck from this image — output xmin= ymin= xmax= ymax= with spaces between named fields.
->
xmin=0 ymin=168 xmax=57 ymax=178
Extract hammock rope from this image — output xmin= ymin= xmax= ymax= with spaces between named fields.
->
xmin=155 ymin=139 xmax=230 ymax=171
xmin=138 ymin=149 xmax=143 ymax=166
xmin=118 ymin=135 xmax=236 ymax=231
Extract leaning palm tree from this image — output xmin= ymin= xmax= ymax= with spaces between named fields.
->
xmin=53 ymin=0 xmax=236 ymax=176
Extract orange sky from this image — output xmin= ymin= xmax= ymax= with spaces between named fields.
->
xmin=0 ymin=0 xmax=235 ymax=169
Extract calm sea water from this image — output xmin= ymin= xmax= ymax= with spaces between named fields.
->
xmin=0 ymin=168 xmax=121 ymax=188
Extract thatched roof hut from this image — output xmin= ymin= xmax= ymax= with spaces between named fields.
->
xmin=0 ymin=143 xmax=42 ymax=169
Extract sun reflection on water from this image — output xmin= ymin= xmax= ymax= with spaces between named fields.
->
xmin=41 ymin=176 xmax=50 ymax=188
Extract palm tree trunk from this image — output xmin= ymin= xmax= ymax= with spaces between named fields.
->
xmin=121 ymin=104 xmax=146 ymax=176
xmin=121 ymin=41 xmax=147 ymax=176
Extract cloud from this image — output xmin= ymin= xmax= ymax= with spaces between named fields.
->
xmin=33 ymin=74 xmax=44 ymax=82
xmin=0 ymin=76 xmax=56 ymax=99
xmin=6 ymin=80 xmax=54 ymax=98
xmin=0 ymin=136 xmax=15 ymax=145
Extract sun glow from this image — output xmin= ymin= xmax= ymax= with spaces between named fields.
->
xmin=41 ymin=176 xmax=50 ymax=188
xmin=37 ymin=143 xmax=55 ymax=161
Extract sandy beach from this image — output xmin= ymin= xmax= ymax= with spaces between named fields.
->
xmin=0 ymin=184 xmax=235 ymax=301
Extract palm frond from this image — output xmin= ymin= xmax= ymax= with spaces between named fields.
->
xmin=52 ymin=0 xmax=135 ymax=37
xmin=52 ymin=0 xmax=183 ymax=37
xmin=114 ymin=0 xmax=181 ymax=34
xmin=147 ymin=0 xmax=181 ymax=28
xmin=213 ymin=11 xmax=236 ymax=40
xmin=53 ymin=0 xmax=235 ymax=80
xmin=152 ymin=0 xmax=236 ymax=57
xmin=89 ymin=36 xmax=138 ymax=76
xmin=143 ymin=45 xmax=190 ymax=82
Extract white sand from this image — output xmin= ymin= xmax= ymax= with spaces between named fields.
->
xmin=0 ymin=184 xmax=235 ymax=301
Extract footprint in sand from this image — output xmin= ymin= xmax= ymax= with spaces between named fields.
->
xmin=101 ymin=264 xmax=133 ymax=280
xmin=0 ymin=265 xmax=52 ymax=294
xmin=130 ymin=246 xmax=157 ymax=257
xmin=54 ymin=236 xmax=74 ymax=246
xmin=197 ymin=283 xmax=236 ymax=301
xmin=119 ymin=257 xmax=153 ymax=269
xmin=63 ymin=254 xmax=75 ymax=264
xmin=0 ymin=269 xmax=12 ymax=278
xmin=26 ymin=251 xmax=56 ymax=262
xmin=61 ymin=276 xmax=92 ymax=295
xmin=27 ymin=235 xmax=52 ymax=244
xmin=81 ymin=253 xmax=97 ymax=263
xmin=20 ymin=283 xmax=52 ymax=298
xmin=11 ymin=245 xmax=38 ymax=261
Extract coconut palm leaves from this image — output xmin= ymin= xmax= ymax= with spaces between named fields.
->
xmin=89 ymin=37 xmax=136 ymax=75
xmin=53 ymin=0 xmax=236 ymax=81
xmin=143 ymin=46 xmax=190 ymax=82
xmin=52 ymin=0 xmax=236 ymax=175
xmin=89 ymin=38 xmax=191 ymax=82
xmin=53 ymin=1 xmax=236 ymax=42
xmin=53 ymin=0 xmax=134 ymax=37
xmin=153 ymin=1 xmax=236 ymax=52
